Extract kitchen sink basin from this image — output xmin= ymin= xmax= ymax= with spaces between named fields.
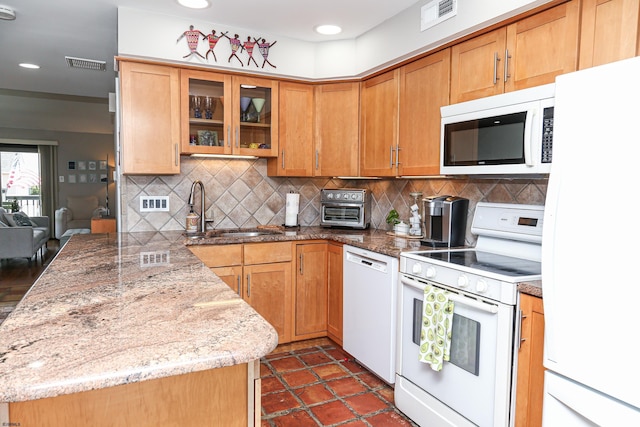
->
xmin=187 ymin=228 xmax=284 ymax=240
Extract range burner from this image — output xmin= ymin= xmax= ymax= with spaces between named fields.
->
xmin=414 ymin=249 xmax=541 ymax=278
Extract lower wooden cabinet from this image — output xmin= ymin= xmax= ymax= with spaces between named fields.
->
xmin=189 ymin=242 xmax=293 ymax=344
xmin=326 ymin=242 xmax=343 ymax=345
xmin=293 ymin=242 xmax=328 ymax=340
xmin=515 ymin=293 xmax=545 ymax=427
xmin=190 ymin=240 xmax=344 ymax=346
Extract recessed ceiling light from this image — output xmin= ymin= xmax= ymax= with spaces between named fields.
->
xmin=19 ymin=63 xmax=40 ymax=69
xmin=315 ymin=24 xmax=342 ymax=36
xmin=0 ymin=5 xmax=16 ymax=20
xmin=177 ymin=0 xmax=209 ymax=9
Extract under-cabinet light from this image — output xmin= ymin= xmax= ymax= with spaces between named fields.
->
xmin=190 ymin=154 xmax=258 ymax=159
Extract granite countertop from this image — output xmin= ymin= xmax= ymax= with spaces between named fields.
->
xmin=185 ymin=226 xmax=543 ymax=298
xmin=0 ymin=232 xmax=278 ymax=403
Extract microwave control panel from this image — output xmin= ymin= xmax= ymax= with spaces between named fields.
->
xmin=541 ymin=106 xmax=554 ymax=163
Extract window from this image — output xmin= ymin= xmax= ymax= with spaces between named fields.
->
xmin=1 ymin=147 xmax=41 ymax=216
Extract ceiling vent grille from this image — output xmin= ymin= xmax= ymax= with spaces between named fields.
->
xmin=65 ymin=56 xmax=107 ymax=71
xmin=421 ymin=0 xmax=457 ymax=31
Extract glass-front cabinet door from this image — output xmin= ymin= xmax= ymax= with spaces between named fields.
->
xmin=180 ymin=70 xmax=278 ymax=157
xmin=232 ymin=76 xmax=278 ymax=157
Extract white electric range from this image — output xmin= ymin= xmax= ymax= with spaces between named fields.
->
xmin=396 ymin=202 xmax=544 ymax=427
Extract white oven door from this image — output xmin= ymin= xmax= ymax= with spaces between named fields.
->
xmin=396 ymin=274 xmax=515 ymax=427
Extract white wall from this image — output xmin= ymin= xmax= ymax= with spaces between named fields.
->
xmin=118 ymin=0 xmax=553 ymax=80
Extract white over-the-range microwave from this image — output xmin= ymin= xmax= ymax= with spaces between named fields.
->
xmin=440 ymin=83 xmax=555 ymax=175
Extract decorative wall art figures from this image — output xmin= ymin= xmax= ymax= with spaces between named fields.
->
xmin=177 ymin=25 xmax=277 ymax=68
xmin=177 ymin=25 xmax=207 ymax=59
xmin=242 ymin=36 xmax=259 ymax=67
xmin=258 ymin=38 xmax=277 ymax=68
xmin=226 ymin=33 xmax=243 ymax=65
xmin=203 ymin=29 xmax=227 ymax=61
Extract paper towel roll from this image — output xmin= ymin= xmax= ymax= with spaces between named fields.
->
xmin=285 ymin=193 xmax=300 ymax=226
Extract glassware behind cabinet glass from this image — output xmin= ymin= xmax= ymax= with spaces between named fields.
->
xmin=251 ymin=98 xmax=265 ymax=123
xmin=190 ymin=95 xmax=203 ymax=119
xmin=240 ymin=96 xmax=252 ymax=122
xmin=203 ymin=96 xmax=216 ymax=120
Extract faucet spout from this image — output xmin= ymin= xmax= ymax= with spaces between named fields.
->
xmin=188 ymin=180 xmax=206 ymax=233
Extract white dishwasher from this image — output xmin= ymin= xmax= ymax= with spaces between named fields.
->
xmin=343 ymin=245 xmax=398 ymax=384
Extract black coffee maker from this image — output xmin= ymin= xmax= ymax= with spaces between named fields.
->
xmin=421 ymin=195 xmax=469 ymax=247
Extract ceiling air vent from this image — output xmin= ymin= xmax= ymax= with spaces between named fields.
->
xmin=421 ymin=0 xmax=457 ymax=31
xmin=65 ymin=56 xmax=107 ymax=71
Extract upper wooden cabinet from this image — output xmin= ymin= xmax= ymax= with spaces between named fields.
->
xmin=360 ymin=50 xmax=450 ymax=177
xmin=267 ymin=82 xmax=314 ymax=176
xmin=314 ymin=83 xmax=360 ymax=177
xmin=398 ymin=49 xmax=451 ymax=176
xmin=451 ymin=0 xmax=580 ymax=103
xmin=360 ymin=69 xmax=400 ymax=177
xmin=579 ymin=0 xmax=640 ymax=69
xmin=181 ymin=70 xmax=279 ymax=157
xmin=119 ymin=61 xmax=181 ymax=175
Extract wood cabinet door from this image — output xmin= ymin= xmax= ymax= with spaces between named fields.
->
xmin=326 ymin=242 xmax=343 ymax=345
xmin=360 ymin=69 xmax=400 ymax=177
xmin=515 ymin=293 xmax=545 ymax=427
xmin=579 ymin=0 xmax=640 ymax=69
xmin=505 ymin=0 xmax=580 ymax=92
xmin=314 ymin=82 xmax=360 ymax=177
xmin=244 ymin=262 xmax=292 ymax=344
xmin=450 ymin=29 xmax=507 ymax=103
xmin=293 ymin=243 xmax=328 ymax=340
xmin=211 ymin=266 xmax=242 ymax=295
xmin=119 ymin=61 xmax=180 ymax=175
xmin=268 ymin=82 xmax=314 ymax=176
xmin=398 ymin=49 xmax=450 ymax=176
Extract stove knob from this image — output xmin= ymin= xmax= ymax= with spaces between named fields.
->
xmin=412 ymin=263 xmax=422 ymax=275
xmin=476 ymin=280 xmax=488 ymax=293
xmin=457 ymin=275 xmax=469 ymax=288
xmin=425 ymin=266 xmax=436 ymax=279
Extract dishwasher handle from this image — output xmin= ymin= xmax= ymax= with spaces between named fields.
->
xmin=345 ymin=251 xmax=389 ymax=274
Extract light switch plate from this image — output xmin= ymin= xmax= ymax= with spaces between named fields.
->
xmin=140 ymin=196 xmax=170 ymax=212
xmin=139 ymin=250 xmax=170 ymax=267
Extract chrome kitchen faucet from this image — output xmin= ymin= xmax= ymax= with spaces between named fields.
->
xmin=188 ymin=180 xmax=213 ymax=233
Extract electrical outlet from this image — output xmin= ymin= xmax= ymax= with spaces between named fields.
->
xmin=140 ymin=196 xmax=170 ymax=212
xmin=140 ymin=251 xmax=170 ymax=267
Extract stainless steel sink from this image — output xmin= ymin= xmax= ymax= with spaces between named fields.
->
xmin=219 ymin=231 xmax=272 ymax=237
xmin=187 ymin=228 xmax=283 ymax=239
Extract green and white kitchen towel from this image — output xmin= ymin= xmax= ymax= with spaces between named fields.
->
xmin=419 ymin=284 xmax=454 ymax=371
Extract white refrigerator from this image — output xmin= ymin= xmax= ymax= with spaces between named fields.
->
xmin=542 ymin=56 xmax=640 ymax=425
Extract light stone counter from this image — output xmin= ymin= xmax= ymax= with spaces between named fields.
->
xmin=0 ymin=231 xmax=278 ymax=403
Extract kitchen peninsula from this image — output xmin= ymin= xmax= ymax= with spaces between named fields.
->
xmin=0 ymin=232 xmax=278 ymax=427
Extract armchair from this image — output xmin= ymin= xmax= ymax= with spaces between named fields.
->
xmin=55 ymin=196 xmax=106 ymax=240
xmin=0 ymin=208 xmax=50 ymax=263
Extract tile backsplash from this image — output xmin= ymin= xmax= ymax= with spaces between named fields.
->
xmin=121 ymin=157 xmax=547 ymax=245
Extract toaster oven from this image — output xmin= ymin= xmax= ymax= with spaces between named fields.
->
xmin=320 ymin=189 xmax=370 ymax=229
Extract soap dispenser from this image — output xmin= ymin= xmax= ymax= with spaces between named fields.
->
xmin=186 ymin=207 xmax=199 ymax=234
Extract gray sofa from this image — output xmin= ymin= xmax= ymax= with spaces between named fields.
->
xmin=0 ymin=207 xmax=50 ymax=263
xmin=55 ymin=195 xmax=106 ymax=240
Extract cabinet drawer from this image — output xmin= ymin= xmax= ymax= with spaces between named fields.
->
xmin=188 ymin=244 xmax=243 ymax=267
xmin=244 ymin=242 xmax=292 ymax=264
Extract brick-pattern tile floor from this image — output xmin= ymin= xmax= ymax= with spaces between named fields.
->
xmin=261 ymin=343 xmax=418 ymax=427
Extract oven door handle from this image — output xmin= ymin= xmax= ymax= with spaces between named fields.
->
xmin=401 ymin=275 xmax=499 ymax=314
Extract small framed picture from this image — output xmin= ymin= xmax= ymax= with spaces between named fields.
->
xmin=68 ymin=174 xmax=76 ymax=184
xmin=77 ymin=161 xmax=87 ymax=171
xmin=99 ymin=160 xmax=107 ymax=170
xmin=79 ymin=174 xmax=87 ymax=183
xmin=88 ymin=161 xmax=97 ymax=171
xmin=89 ymin=174 xmax=98 ymax=183
xmin=68 ymin=161 xmax=76 ymax=170
xmin=100 ymin=173 xmax=108 ymax=183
